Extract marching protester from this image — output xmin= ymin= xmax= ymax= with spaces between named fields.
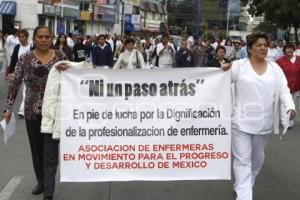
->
xmin=169 ymin=36 xmax=178 ymax=52
xmin=224 ymin=38 xmax=234 ymax=59
xmin=228 ymin=32 xmax=295 ymax=200
xmin=157 ymin=33 xmax=175 ymax=68
xmin=276 ymin=44 xmax=300 ymax=128
xmin=5 ymin=28 xmax=19 ymax=65
xmin=149 ymin=38 xmax=159 ymax=68
xmin=4 ymin=28 xmax=19 ymax=79
xmin=202 ymin=39 xmax=215 ymax=66
xmin=135 ymin=38 xmax=147 ymax=62
xmin=228 ymin=41 xmax=241 ymax=62
xmin=91 ymin=34 xmax=113 ymax=68
xmin=192 ymin=38 xmax=205 ymax=67
xmin=7 ymin=29 xmax=32 ymax=118
xmin=53 ymin=34 xmax=73 ymax=61
xmin=175 ymin=40 xmax=194 ymax=67
xmin=0 ymin=31 xmax=6 ymax=74
xmin=236 ymin=38 xmax=248 ymax=59
xmin=66 ymin=32 xmax=75 ymax=49
xmin=266 ymin=39 xmax=278 ymax=62
xmin=106 ymin=34 xmax=114 ymax=53
xmin=113 ymin=38 xmax=145 ymax=69
xmin=72 ymin=36 xmax=86 ymax=62
xmin=114 ymin=41 xmax=124 ymax=63
xmin=2 ymin=25 xmax=66 ymax=200
xmin=276 ymin=40 xmax=284 ymax=58
xmin=207 ymin=46 xmax=231 ymax=68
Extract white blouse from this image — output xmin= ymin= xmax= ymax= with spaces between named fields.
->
xmin=232 ymin=60 xmax=277 ymax=134
xmin=113 ymin=50 xmax=146 ymax=69
xmin=267 ymin=47 xmax=278 ymax=62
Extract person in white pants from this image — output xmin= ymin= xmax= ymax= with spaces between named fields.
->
xmin=229 ymin=32 xmax=296 ymax=200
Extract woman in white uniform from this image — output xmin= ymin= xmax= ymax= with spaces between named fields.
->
xmin=230 ymin=32 xmax=296 ymax=200
xmin=113 ymin=38 xmax=145 ymax=69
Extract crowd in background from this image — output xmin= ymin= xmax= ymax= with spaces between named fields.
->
xmin=1 ymin=29 xmax=300 ymax=74
xmin=1 ymin=27 xmax=299 ymax=200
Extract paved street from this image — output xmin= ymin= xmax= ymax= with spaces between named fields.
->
xmin=0 ymin=71 xmax=300 ymax=200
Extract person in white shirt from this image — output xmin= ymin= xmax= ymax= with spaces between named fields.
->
xmin=113 ymin=38 xmax=145 ymax=69
xmin=106 ymin=34 xmax=114 ymax=52
xmin=228 ymin=32 xmax=296 ymax=200
xmin=294 ymin=45 xmax=300 ymax=56
xmin=187 ymin=35 xmax=194 ymax=50
xmin=0 ymin=31 xmax=6 ymax=73
xmin=67 ymin=32 xmax=75 ymax=49
xmin=276 ymin=40 xmax=284 ymax=58
xmin=5 ymin=28 xmax=19 ymax=74
xmin=156 ymin=33 xmax=175 ymax=68
xmin=266 ymin=39 xmax=278 ymax=61
xmin=8 ymin=29 xmax=32 ymax=118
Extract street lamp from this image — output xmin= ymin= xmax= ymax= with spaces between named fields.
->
xmin=226 ymin=1 xmax=240 ymax=38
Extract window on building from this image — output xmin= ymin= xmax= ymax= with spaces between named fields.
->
xmin=80 ymin=2 xmax=89 ymax=11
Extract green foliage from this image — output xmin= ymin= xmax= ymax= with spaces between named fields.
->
xmin=253 ymin=22 xmax=277 ymax=33
xmin=248 ymin=0 xmax=300 ymax=44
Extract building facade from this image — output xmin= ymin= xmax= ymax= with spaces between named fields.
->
xmin=0 ymin=0 xmax=166 ymax=37
xmin=167 ymin=0 xmax=241 ymax=38
xmin=0 ymin=0 xmax=42 ymax=36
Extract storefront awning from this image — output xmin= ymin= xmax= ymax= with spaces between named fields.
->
xmin=0 ymin=1 xmax=16 ymax=15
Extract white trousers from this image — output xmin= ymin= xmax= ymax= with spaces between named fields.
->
xmin=289 ymin=91 xmax=300 ymax=127
xmin=232 ymin=129 xmax=269 ymax=200
xmin=19 ymin=81 xmax=26 ymax=115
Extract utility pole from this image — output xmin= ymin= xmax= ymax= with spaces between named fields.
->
xmin=194 ymin=0 xmax=201 ymax=38
xmin=120 ymin=0 xmax=125 ymax=35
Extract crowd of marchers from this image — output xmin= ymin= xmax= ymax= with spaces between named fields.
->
xmin=0 ymin=27 xmax=299 ymax=200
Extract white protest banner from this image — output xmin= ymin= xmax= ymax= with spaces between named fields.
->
xmin=60 ymin=68 xmax=231 ymax=182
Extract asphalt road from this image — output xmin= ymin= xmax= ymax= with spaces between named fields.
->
xmin=0 ymin=70 xmax=300 ymax=200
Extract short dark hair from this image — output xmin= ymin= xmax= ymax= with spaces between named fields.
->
xmin=17 ymin=29 xmax=29 ymax=38
xmin=162 ymin=33 xmax=169 ymax=39
xmin=124 ymin=38 xmax=135 ymax=45
xmin=283 ymin=44 xmax=295 ymax=53
xmin=33 ymin=25 xmax=51 ymax=38
xmin=215 ymin=46 xmax=226 ymax=54
xmin=97 ymin=34 xmax=106 ymax=40
xmin=246 ymin=32 xmax=268 ymax=57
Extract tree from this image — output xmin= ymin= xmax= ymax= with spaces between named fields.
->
xmin=248 ymin=0 xmax=300 ymax=44
xmin=253 ymin=22 xmax=277 ymax=35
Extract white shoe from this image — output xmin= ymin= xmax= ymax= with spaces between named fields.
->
xmin=17 ymin=112 xmax=24 ymax=119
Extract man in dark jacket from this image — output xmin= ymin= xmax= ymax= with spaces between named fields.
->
xmin=175 ymin=40 xmax=194 ymax=67
xmin=91 ymin=34 xmax=113 ymax=68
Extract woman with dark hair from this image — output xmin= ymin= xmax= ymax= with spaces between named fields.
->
xmin=206 ymin=46 xmax=231 ymax=68
xmin=276 ymin=44 xmax=300 ymax=128
xmin=8 ymin=29 xmax=32 ymax=118
xmin=2 ymin=25 xmax=66 ymax=200
xmin=113 ymin=38 xmax=145 ymax=69
xmin=229 ymin=32 xmax=295 ymax=200
xmin=53 ymin=34 xmax=73 ymax=61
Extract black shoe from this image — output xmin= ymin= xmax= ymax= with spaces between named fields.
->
xmin=44 ymin=197 xmax=53 ymax=200
xmin=31 ymin=184 xmax=44 ymax=195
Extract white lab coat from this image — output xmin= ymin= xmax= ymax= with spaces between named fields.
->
xmin=41 ymin=61 xmax=93 ymax=139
